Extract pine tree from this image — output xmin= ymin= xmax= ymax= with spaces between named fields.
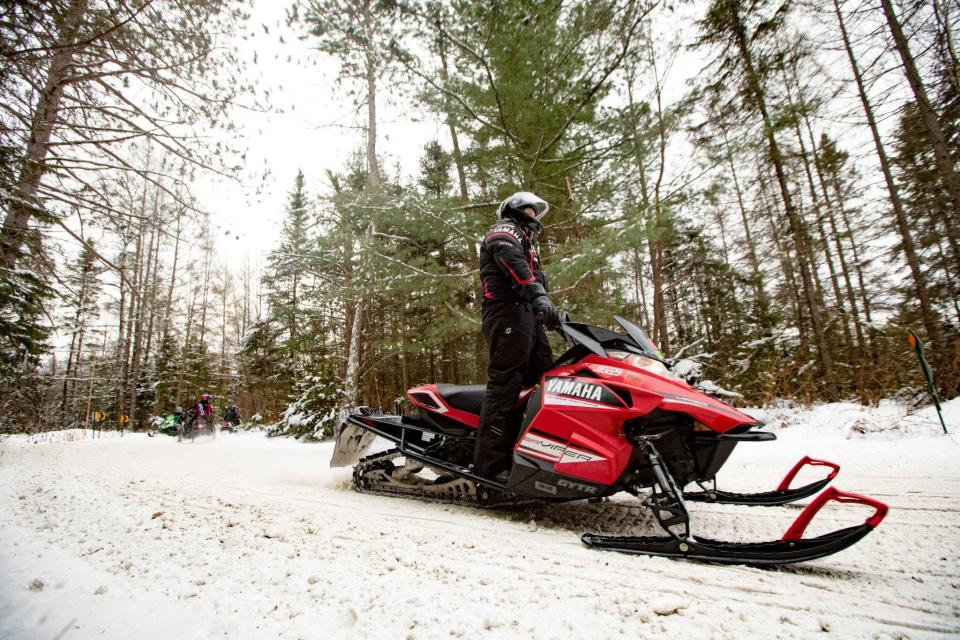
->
xmin=263 ymin=170 xmax=314 ymax=359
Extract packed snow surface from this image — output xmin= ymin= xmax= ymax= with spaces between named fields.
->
xmin=1 ymin=400 xmax=959 ymax=639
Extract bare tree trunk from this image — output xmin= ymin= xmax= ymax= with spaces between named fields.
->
xmin=342 ymin=222 xmax=373 ymax=417
xmin=756 ymin=163 xmax=805 ymax=346
xmin=128 ymin=190 xmax=160 ymax=428
xmin=731 ymin=7 xmax=836 ymax=395
xmin=0 ymin=0 xmax=87 ymax=269
xmin=176 ymin=286 xmax=198 ymax=407
xmin=61 ymin=320 xmax=80 ymax=419
xmin=632 ymin=246 xmax=652 ymax=330
xmin=781 ymin=91 xmax=854 ymax=370
xmin=142 ymin=207 xmax=163 ymax=368
xmin=119 ymin=207 xmax=143 ymax=418
xmin=364 ymin=46 xmax=381 ymax=186
xmin=830 ymin=170 xmax=877 ymax=356
xmin=880 ymin=0 xmax=960 ymax=218
xmin=626 ymin=75 xmax=670 ymax=352
xmin=437 ymin=29 xmax=468 ymax=201
xmin=934 ymin=0 xmax=960 ymax=89
xmin=343 ymin=297 xmax=365 ymax=414
xmin=833 ymin=0 xmax=941 ymax=345
xmin=162 ymin=206 xmax=183 ymax=344
xmin=722 ymin=129 xmax=770 ymax=321
xmin=804 ymin=121 xmax=870 ymax=371
xmin=221 ymin=264 xmax=228 ymax=375
xmin=198 ymin=239 xmax=211 ymax=345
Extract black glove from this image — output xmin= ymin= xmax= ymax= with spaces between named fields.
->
xmin=531 ymin=294 xmax=558 ymax=328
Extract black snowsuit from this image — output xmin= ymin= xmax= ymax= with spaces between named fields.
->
xmin=224 ymin=406 xmax=241 ymax=426
xmin=473 ymin=217 xmax=553 ymax=476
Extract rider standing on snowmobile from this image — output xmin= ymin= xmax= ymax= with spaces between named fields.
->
xmin=473 ymin=191 xmax=558 ymax=480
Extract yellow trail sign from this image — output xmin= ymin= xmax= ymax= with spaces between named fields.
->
xmin=95 ymin=411 xmax=106 ymax=422
xmin=119 ymin=414 xmax=130 ymax=424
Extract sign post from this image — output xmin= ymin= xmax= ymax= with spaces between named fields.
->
xmin=94 ymin=410 xmax=106 ymax=438
xmin=908 ymin=331 xmax=948 ymax=435
xmin=119 ymin=413 xmax=129 ymax=437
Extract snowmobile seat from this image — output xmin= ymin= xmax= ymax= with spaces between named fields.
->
xmin=434 ymin=384 xmax=486 ymax=416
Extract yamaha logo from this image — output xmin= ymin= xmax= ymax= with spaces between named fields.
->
xmin=545 ymin=377 xmax=604 ymax=402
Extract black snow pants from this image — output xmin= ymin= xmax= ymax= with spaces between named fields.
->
xmin=473 ymin=301 xmax=554 ymax=476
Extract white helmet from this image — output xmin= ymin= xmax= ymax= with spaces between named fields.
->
xmin=497 ymin=191 xmax=549 ymax=224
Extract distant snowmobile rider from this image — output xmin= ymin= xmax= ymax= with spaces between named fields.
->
xmin=188 ymin=393 xmax=214 ymax=427
xmin=224 ymin=405 xmax=241 ymax=427
xmin=473 ymin=191 xmax=558 ymax=480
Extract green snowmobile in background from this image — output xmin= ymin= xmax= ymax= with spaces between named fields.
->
xmin=156 ymin=411 xmax=183 ymax=437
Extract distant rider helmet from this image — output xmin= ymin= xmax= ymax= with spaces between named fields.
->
xmin=497 ymin=191 xmax=549 ymax=236
xmin=201 ymin=393 xmax=211 ymax=402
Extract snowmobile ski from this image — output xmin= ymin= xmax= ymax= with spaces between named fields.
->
xmin=583 ymin=486 xmax=888 ymax=565
xmin=683 ymin=456 xmax=841 ymax=506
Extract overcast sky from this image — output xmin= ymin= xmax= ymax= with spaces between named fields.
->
xmin=196 ymin=0 xmax=443 ymax=268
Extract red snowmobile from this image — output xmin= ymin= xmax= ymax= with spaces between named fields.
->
xmin=331 ymin=315 xmax=887 ymax=565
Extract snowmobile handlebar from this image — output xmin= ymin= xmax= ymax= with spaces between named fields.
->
xmin=535 ymin=307 xmax=568 ymax=334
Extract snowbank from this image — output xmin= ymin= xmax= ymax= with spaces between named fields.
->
xmin=747 ymin=397 xmax=959 ymax=439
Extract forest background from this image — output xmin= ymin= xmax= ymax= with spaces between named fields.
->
xmin=1 ymin=0 xmax=958 ymax=437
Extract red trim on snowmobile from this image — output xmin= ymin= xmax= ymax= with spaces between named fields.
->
xmin=776 ymin=456 xmax=840 ymax=492
xmin=407 ymin=384 xmax=480 ymax=428
xmin=782 ymin=487 xmax=888 ymax=540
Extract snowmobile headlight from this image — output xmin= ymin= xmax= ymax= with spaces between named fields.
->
xmin=607 ymin=350 xmax=679 ymax=380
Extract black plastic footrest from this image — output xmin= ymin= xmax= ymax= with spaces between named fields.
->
xmin=581 ymin=524 xmax=874 ymax=565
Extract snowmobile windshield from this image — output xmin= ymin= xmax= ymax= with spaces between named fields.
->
xmin=606 ymin=349 xmax=677 ymax=379
xmin=559 ymin=318 xmax=667 ymax=365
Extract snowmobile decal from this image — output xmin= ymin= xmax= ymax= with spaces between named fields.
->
xmin=546 ymin=377 xmax=604 ymax=401
xmin=409 ymin=390 xmax=448 ymax=413
xmin=660 ymin=392 xmax=711 ymax=408
xmin=592 ymin=364 xmax=623 ymax=376
xmin=534 ymin=480 xmax=557 ymax=495
xmin=517 ymin=432 xmax=607 ymax=464
xmin=543 ymin=376 xmax=624 ymax=408
xmin=533 ymin=478 xmax=600 ymax=496
xmin=543 ymin=394 xmax=616 ymax=409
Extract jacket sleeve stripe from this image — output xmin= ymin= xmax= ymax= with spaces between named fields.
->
xmin=497 ymin=255 xmax=536 ymax=285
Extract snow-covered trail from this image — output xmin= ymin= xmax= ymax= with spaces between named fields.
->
xmin=1 ymin=416 xmax=959 ymax=639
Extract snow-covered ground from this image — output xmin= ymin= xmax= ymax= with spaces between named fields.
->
xmin=1 ymin=401 xmax=959 ymax=639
